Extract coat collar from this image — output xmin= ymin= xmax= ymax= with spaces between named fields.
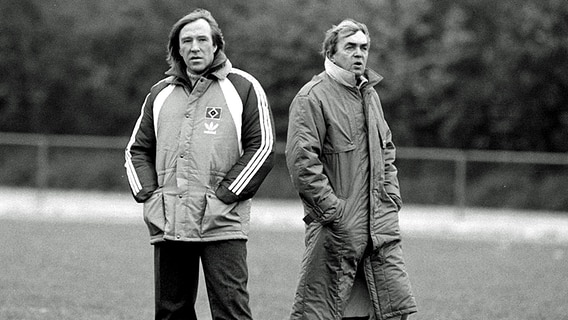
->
xmin=324 ymin=57 xmax=383 ymax=89
xmin=165 ymin=50 xmax=231 ymax=84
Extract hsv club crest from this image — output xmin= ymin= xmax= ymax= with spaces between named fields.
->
xmin=204 ymin=107 xmax=221 ymax=134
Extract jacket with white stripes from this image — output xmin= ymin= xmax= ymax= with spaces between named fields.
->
xmin=124 ymin=51 xmax=274 ymax=243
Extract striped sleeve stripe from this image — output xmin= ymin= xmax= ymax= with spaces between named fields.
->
xmin=228 ymin=69 xmax=274 ymax=195
xmin=124 ymin=94 xmax=148 ymax=195
xmin=125 ymin=153 xmax=142 ymax=194
xmin=152 ymin=84 xmax=175 ymax=138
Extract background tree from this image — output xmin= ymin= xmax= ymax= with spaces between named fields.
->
xmin=0 ymin=0 xmax=567 ymax=152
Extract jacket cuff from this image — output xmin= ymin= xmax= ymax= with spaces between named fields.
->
xmin=389 ymin=193 xmax=403 ymax=211
xmin=384 ymin=184 xmax=400 ymax=197
xmin=134 ymin=186 xmax=157 ymax=203
xmin=215 ymin=185 xmax=239 ymax=204
xmin=316 ymin=195 xmax=342 ymax=224
xmin=320 ymin=202 xmax=342 ymax=224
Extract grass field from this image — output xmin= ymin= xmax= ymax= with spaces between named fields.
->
xmin=1 ymin=218 xmax=567 ymax=320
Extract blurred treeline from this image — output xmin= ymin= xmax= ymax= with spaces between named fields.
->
xmin=2 ymin=0 xmax=567 ymax=151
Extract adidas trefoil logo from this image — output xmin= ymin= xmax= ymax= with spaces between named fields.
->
xmin=204 ymin=122 xmax=219 ymax=134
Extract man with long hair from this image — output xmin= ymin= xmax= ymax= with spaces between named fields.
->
xmin=125 ymin=9 xmax=274 ymax=320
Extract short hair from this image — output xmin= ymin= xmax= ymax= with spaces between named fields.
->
xmin=166 ymin=9 xmax=225 ymax=69
xmin=321 ymin=19 xmax=370 ymax=58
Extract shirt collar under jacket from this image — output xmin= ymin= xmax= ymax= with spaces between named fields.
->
xmin=324 ymin=57 xmax=368 ymax=90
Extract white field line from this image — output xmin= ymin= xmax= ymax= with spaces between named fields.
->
xmin=2 ymin=187 xmax=568 ymax=244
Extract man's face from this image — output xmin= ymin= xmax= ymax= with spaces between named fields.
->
xmin=179 ymin=19 xmax=217 ymax=75
xmin=330 ymin=30 xmax=369 ymax=76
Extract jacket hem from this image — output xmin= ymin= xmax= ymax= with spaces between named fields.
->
xmin=161 ymin=234 xmax=249 ymax=242
xmin=380 ymin=306 xmax=417 ymax=320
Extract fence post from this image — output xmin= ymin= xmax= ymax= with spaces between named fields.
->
xmin=35 ymin=135 xmax=49 ymax=214
xmin=455 ymin=152 xmax=467 ymax=216
xmin=36 ymin=135 xmax=49 ymax=189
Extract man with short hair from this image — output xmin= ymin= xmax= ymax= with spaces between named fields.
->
xmin=286 ymin=19 xmax=417 ymax=320
xmin=125 ymin=8 xmax=274 ymax=320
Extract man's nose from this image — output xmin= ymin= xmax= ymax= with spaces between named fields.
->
xmin=354 ymin=47 xmax=363 ymax=57
xmin=190 ymin=43 xmax=200 ymax=52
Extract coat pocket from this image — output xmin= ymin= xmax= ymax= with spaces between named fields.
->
xmin=322 ymin=146 xmax=356 ymax=199
xmin=143 ymin=189 xmax=166 ymax=239
xmin=203 ymin=189 xmax=251 ymax=235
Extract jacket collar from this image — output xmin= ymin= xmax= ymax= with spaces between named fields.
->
xmin=324 ymin=57 xmax=383 ymax=89
xmin=165 ymin=50 xmax=231 ymax=84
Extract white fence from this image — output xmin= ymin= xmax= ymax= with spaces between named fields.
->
xmin=1 ymin=132 xmax=568 ymax=212
xmin=397 ymin=147 xmax=568 ymax=212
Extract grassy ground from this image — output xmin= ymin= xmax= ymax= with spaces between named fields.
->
xmin=1 ymin=219 xmax=567 ymax=320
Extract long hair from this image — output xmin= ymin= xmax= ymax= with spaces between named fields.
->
xmin=166 ymin=9 xmax=225 ymax=69
xmin=321 ymin=19 xmax=370 ymax=58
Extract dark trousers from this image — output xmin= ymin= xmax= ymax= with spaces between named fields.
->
xmin=154 ymin=240 xmax=253 ymax=320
